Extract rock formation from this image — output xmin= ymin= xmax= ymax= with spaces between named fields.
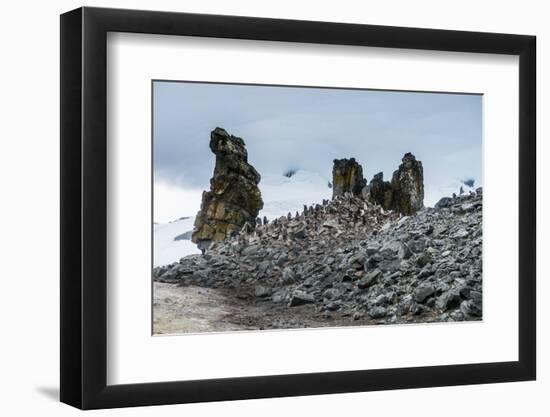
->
xmin=191 ymin=127 xmax=263 ymax=251
xmin=332 ymin=158 xmax=366 ymax=199
xmin=388 ymin=152 xmax=424 ymax=215
xmin=366 ymin=153 xmax=424 ymax=215
xmin=365 ymin=172 xmax=392 ymax=208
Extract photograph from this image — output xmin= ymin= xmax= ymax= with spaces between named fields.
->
xmin=52 ymin=3 xmax=541 ymax=412
xmin=152 ymin=81 xmax=483 ymax=334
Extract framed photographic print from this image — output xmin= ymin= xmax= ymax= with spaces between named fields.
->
xmin=60 ymin=6 xmax=536 ymax=409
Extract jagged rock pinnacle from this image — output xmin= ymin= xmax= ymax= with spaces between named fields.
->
xmin=389 ymin=152 xmax=424 ymax=215
xmin=365 ymin=153 xmax=424 ymax=215
xmin=331 ymin=158 xmax=366 ymax=199
xmin=191 ymin=128 xmax=263 ymax=251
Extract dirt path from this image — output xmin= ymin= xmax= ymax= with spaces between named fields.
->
xmin=154 ymin=282 xmax=375 ymax=335
xmin=153 ymin=282 xmax=264 ymax=334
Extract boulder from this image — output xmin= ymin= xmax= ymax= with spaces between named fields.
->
xmin=435 ymin=290 xmax=461 ymax=310
xmin=460 ymin=299 xmax=482 ymax=317
xmin=368 ymin=306 xmax=387 ymax=319
xmin=358 ymin=269 xmax=382 ymax=289
xmin=414 ymin=284 xmax=435 ymax=303
xmin=288 ymin=290 xmax=315 ymax=307
xmin=435 ymin=197 xmax=453 ymax=209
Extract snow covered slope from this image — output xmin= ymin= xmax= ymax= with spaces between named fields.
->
xmin=154 ymin=216 xmax=200 ymax=267
xmin=259 ymin=170 xmax=332 ymax=221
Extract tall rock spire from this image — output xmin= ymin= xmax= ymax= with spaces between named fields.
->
xmin=365 ymin=153 xmax=424 ymax=215
xmin=331 ymin=158 xmax=366 ymax=199
xmin=192 ymin=128 xmax=263 ymax=251
xmin=389 ymin=152 xmax=424 ymax=215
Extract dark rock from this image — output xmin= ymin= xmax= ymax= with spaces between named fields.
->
xmin=288 ymin=290 xmax=315 ymax=307
xmin=381 ymin=241 xmax=412 ymax=260
xmin=458 ymin=285 xmax=472 ymax=299
xmin=388 ymin=153 xmax=424 ymax=215
xmin=416 ymin=267 xmax=433 ymax=279
xmin=352 ymin=311 xmax=365 ymax=320
xmin=289 ymin=224 xmax=307 ymax=239
xmin=323 ymin=288 xmax=341 ymax=300
xmin=435 ymin=197 xmax=453 ymax=209
xmin=256 ymin=260 xmax=270 ymax=275
xmin=348 ymin=252 xmax=367 ymax=268
xmin=192 ymin=128 xmax=263 ymax=250
xmin=326 ymin=302 xmax=341 ymax=311
xmin=414 ymin=284 xmax=436 ymax=303
xmin=368 ymin=306 xmax=387 ymax=319
xmin=332 ymin=158 xmax=366 ymax=198
xmin=436 ymin=290 xmax=461 ymax=310
xmin=410 ymin=303 xmax=425 ymax=315
xmin=469 ymin=290 xmax=482 ymax=303
xmin=358 ymin=269 xmax=382 ymax=289
xmin=374 ymin=293 xmax=390 ymax=306
xmin=460 ymin=299 xmax=482 ymax=317
xmin=365 ymin=153 xmax=424 ymax=215
xmin=416 ymin=252 xmax=432 ymax=268
xmin=365 ymin=243 xmax=381 ymax=255
xmin=366 ymin=172 xmax=392 ymax=207
xmin=241 ymin=244 xmax=261 ymax=256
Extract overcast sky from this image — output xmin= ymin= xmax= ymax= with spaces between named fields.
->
xmin=153 ymin=81 xmax=482 ymax=223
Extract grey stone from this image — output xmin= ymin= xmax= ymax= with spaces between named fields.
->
xmin=381 ymin=241 xmax=412 ymax=260
xmin=255 ymin=285 xmax=271 ymax=298
xmin=436 ymin=290 xmax=461 ymax=310
xmin=453 ymin=228 xmax=469 ymax=239
xmin=281 ymin=267 xmax=295 ymax=284
xmin=435 ymin=197 xmax=453 ymax=209
xmin=414 ymin=285 xmax=436 ymax=303
xmin=288 ymin=291 xmax=315 ymax=307
xmin=365 ymin=243 xmax=381 ymax=255
xmin=416 ymin=252 xmax=432 ymax=268
xmin=460 ymin=299 xmax=482 ymax=317
xmin=368 ymin=306 xmax=387 ymax=319
xmin=358 ymin=269 xmax=382 ymax=289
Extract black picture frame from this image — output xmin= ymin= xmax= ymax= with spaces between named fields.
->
xmin=60 ymin=6 xmax=536 ymax=410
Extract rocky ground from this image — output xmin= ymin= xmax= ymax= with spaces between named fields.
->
xmin=154 ymin=190 xmax=482 ymax=333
